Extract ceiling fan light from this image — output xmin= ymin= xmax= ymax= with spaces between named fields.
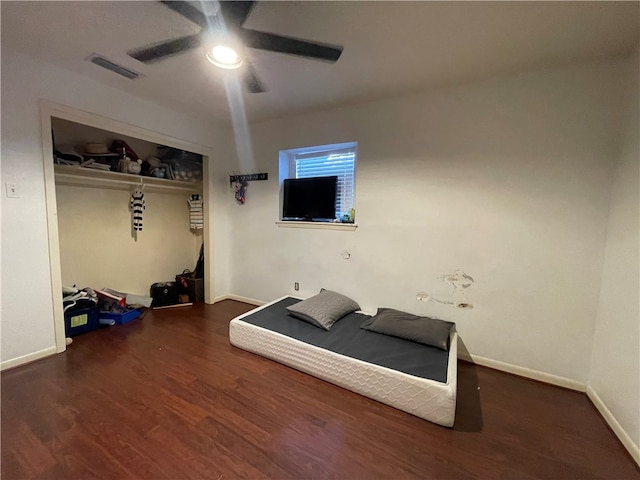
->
xmin=206 ymin=45 xmax=243 ymax=69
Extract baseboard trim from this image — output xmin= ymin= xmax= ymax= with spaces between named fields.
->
xmin=214 ymin=294 xmax=264 ymax=306
xmin=459 ymin=351 xmax=586 ymax=392
xmin=586 ymin=386 xmax=640 ymax=466
xmin=1 ymin=346 xmax=58 ymax=371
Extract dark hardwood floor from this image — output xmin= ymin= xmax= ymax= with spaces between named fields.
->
xmin=2 ymin=300 xmax=638 ymax=479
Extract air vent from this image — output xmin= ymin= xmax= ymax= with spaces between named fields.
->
xmin=87 ymin=54 xmax=141 ymax=80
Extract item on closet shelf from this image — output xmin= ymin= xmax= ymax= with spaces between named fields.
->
xmin=130 ymin=184 xmax=145 ymax=232
xmin=110 ymin=139 xmax=139 ymax=162
xmin=142 ymin=156 xmax=158 ymax=176
xmin=84 ymin=143 xmax=109 ymax=154
xmin=166 ymin=163 xmax=174 ymax=180
xmin=157 ymin=146 xmax=203 ymax=182
xmin=54 ymin=144 xmax=83 ymax=165
xmin=81 ymin=143 xmax=120 ymax=172
xmin=119 ymin=146 xmax=131 ymax=173
xmin=188 ymin=194 xmax=204 ymax=229
xmin=116 ymin=145 xmax=142 ymax=175
xmin=82 ymin=160 xmax=112 ymax=171
xmin=142 ymin=156 xmax=173 ymax=179
xmin=127 ymin=159 xmax=142 ymax=175
xmin=81 ymin=153 xmax=119 ymax=171
xmin=121 ymin=157 xmax=142 ymax=175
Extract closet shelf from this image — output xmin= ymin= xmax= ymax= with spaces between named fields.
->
xmin=54 ymin=164 xmax=202 ymax=194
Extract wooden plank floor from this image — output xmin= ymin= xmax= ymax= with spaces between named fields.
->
xmin=2 ymin=300 xmax=638 ymax=479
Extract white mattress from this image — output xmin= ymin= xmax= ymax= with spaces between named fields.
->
xmin=229 ymin=296 xmax=457 ymax=427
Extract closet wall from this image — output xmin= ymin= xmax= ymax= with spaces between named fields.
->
xmin=52 ymin=119 xmax=203 ymax=296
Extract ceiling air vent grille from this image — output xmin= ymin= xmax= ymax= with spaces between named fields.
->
xmin=87 ymin=54 xmax=140 ymax=80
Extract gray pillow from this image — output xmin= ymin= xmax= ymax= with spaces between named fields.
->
xmin=287 ymin=289 xmax=360 ymax=330
xmin=360 ymin=308 xmax=454 ymax=351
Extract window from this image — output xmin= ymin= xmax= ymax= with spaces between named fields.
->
xmin=279 ymin=141 xmax=357 ymax=221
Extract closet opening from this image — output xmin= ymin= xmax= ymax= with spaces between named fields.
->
xmin=40 ymin=101 xmax=214 ymax=353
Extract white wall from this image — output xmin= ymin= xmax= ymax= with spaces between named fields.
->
xmin=55 ymin=185 xmax=199 ymax=296
xmin=1 ymin=47 xmax=232 ymax=365
xmin=589 ymin=48 xmax=640 ymax=461
xmin=2 ymin=39 xmax=637 ymax=456
xmin=224 ymin=57 xmax=628 ymax=383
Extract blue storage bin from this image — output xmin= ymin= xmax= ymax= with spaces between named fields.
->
xmin=65 ymin=306 xmax=100 ymax=337
xmin=100 ymin=308 xmax=141 ymax=325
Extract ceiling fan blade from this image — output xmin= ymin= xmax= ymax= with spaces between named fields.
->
xmin=243 ymin=62 xmax=266 ymax=93
xmin=219 ymin=1 xmax=256 ymax=28
xmin=128 ymin=34 xmax=202 ymax=64
xmin=160 ymin=1 xmax=208 ymax=28
xmin=240 ymin=29 xmax=343 ymax=62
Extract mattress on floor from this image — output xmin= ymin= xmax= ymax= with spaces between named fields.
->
xmin=229 ymin=296 xmax=458 ymax=427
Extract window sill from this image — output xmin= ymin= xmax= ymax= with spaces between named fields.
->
xmin=276 ymin=221 xmax=358 ymax=231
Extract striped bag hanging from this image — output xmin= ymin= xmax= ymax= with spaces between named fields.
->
xmin=188 ymin=194 xmax=203 ymax=230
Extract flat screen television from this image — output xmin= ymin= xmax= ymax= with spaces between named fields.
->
xmin=282 ymin=176 xmax=337 ymax=221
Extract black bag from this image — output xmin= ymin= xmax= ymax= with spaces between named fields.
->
xmin=175 ymin=270 xmax=204 ymax=303
xmin=150 ymin=282 xmax=178 ymax=307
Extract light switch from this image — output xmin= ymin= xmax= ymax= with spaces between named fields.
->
xmin=5 ymin=182 xmax=19 ymax=198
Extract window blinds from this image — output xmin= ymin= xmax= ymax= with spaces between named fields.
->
xmin=294 ymin=148 xmax=356 ymax=216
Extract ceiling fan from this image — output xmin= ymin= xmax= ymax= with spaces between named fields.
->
xmin=128 ymin=1 xmax=344 ymax=93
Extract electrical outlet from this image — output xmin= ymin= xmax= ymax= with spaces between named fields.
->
xmin=294 ymin=282 xmax=299 ymax=291
xmin=5 ymin=182 xmax=19 ymax=198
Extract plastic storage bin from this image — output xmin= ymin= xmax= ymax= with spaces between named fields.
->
xmin=100 ymin=308 xmax=141 ymax=325
xmin=65 ymin=306 xmax=100 ymax=337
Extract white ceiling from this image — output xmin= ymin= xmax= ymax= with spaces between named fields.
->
xmin=2 ymin=1 xmax=638 ymax=124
